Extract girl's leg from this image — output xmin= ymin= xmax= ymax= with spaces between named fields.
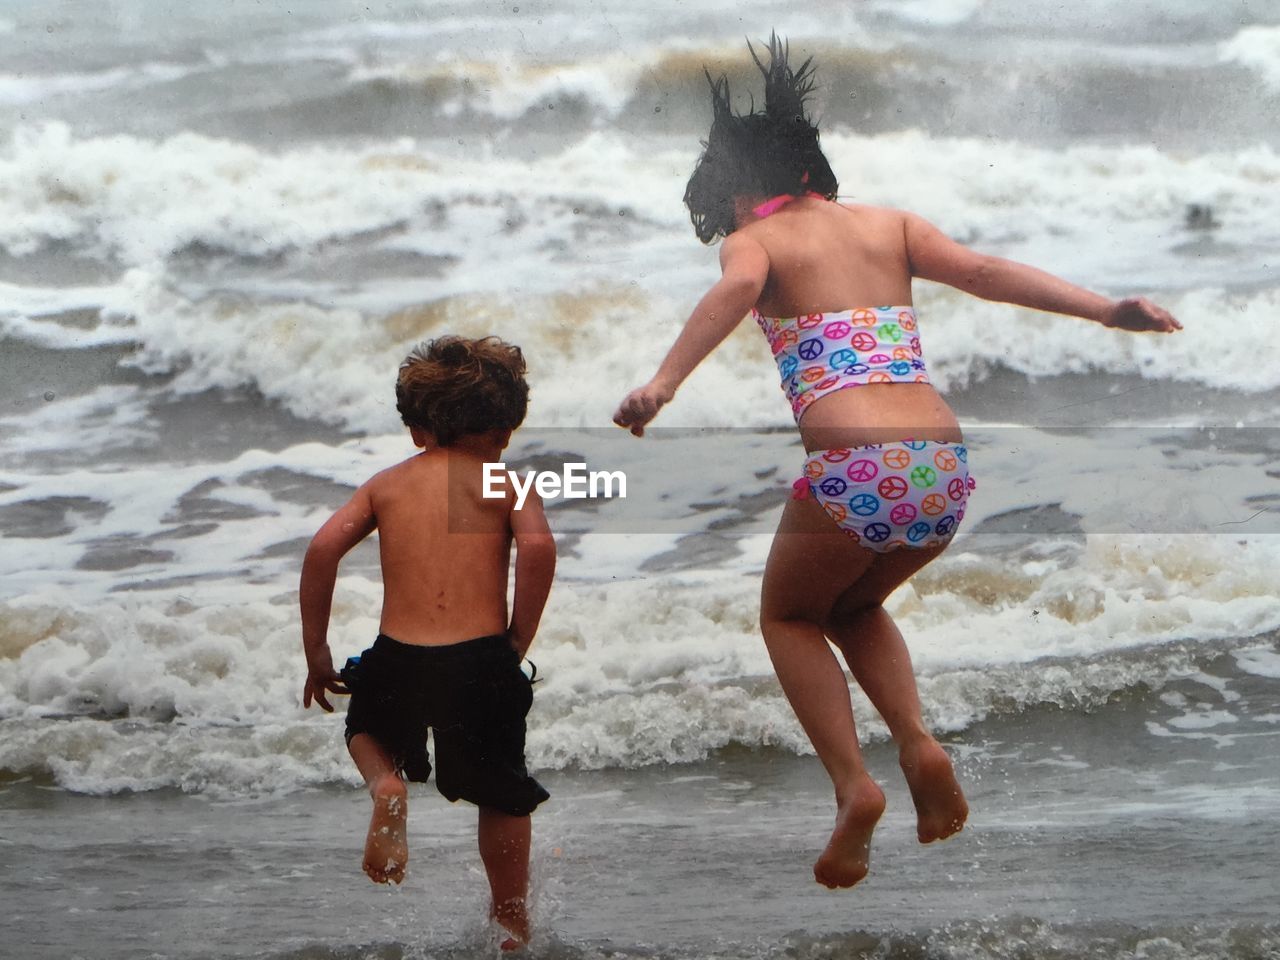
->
xmin=824 ymin=550 xmax=969 ymax=843
xmin=477 ymin=807 xmax=532 ymax=950
xmin=761 ymin=496 xmax=885 ymax=888
xmin=348 ymin=733 xmax=409 ymax=884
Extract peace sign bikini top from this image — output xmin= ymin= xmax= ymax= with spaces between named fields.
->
xmin=748 ymin=194 xmax=931 ymax=422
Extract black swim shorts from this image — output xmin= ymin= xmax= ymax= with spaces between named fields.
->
xmin=341 ymin=633 xmax=549 ymax=817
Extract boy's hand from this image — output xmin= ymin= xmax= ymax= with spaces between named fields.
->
xmin=1100 ymin=297 xmax=1182 ymax=333
xmin=303 ymin=663 xmax=348 ymax=712
xmin=613 ymin=380 xmax=674 ymax=437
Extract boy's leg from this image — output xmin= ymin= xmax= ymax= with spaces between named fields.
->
xmin=477 ymin=806 xmax=531 ymax=949
xmin=824 ymin=550 xmax=969 ymax=843
xmin=433 ymin=641 xmax=546 ymax=948
xmin=348 ymin=732 xmax=409 ymax=884
xmin=761 ymin=497 xmax=886 ymax=889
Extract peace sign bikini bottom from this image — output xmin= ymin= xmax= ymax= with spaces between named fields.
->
xmin=794 ymin=440 xmax=975 ymax=553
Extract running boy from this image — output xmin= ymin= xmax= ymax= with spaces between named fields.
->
xmin=300 ymin=335 xmax=555 ymax=949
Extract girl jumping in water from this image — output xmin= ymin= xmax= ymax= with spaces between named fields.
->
xmin=613 ymin=35 xmax=1181 ymax=890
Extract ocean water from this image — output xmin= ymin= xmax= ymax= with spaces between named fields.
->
xmin=2 ymin=2 xmax=1279 ymax=958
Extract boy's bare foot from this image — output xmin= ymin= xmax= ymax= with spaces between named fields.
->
xmin=492 ymin=897 xmax=530 ymax=951
xmin=813 ymin=775 xmax=886 ymax=889
xmin=899 ymin=737 xmax=968 ymax=843
xmin=363 ymin=773 xmax=408 ymax=884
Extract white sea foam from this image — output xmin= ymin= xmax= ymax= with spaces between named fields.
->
xmin=0 ymin=435 xmax=400 ymax=595
xmin=349 ymin=48 xmax=647 ymax=120
xmin=1 ymin=526 xmax=1277 ymax=794
xmin=0 ymin=384 xmax=155 ymax=458
xmin=1220 ymin=25 xmax=1280 ymax=91
xmin=919 ymin=284 xmax=1280 ymax=395
xmin=1234 ymin=646 xmax=1280 ymax=679
xmin=4 ymin=126 xmax=1279 ymax=428
xmin=820 ymin=129 xmax=1280 ymax=290
xmin=0 ymin=124 xmax=471 ymax=262
xmin=3 ymin=123 xmax=1278 ymax=279
xmin=0 ymin=62 xmax=195 ymax=106
xmin=47 ymin=267 xmax=1279 ymax=442
xmin=0 ymin=280 xmax=124 ymax=326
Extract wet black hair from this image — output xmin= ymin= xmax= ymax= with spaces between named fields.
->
xmin=684 ymin=33 xmax=838 ymax=244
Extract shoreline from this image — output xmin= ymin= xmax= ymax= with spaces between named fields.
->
xmin=6 ymin=683 xmax=1279 ymax=958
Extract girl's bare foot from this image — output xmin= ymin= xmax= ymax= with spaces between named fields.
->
xmin=813 ymin=775 xmax=886 ymax=888
xmin=899 ymin=737 xmax=968 ymax=843
xmin=492 ymin=897 xmax=530 ymax=951
xmin=363 ymin=773 xmax=408 ymax=884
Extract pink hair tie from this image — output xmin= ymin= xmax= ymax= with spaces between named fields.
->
xmin=753 ymin=190 xmax=829 ymax=219
xmin=753 ymin=194 xmax=796 ymax=218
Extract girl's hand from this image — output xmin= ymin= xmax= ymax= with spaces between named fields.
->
xmin=613 ymin=381 xmax=674 ymax=437
xmin=1100 ymin=297 xmax=1182 ymax=333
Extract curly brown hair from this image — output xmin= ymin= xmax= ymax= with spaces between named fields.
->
xmin=395 ymin=335 xmax=529 ymax=445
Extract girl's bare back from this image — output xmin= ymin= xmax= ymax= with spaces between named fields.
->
xmin=743 ymin=199 xmax=914 ymax=315
xmin=738 ymin=198 xmax=963 ymax=450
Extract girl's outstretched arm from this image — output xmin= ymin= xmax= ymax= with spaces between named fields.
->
xmin=904 ymin=213 xmax=1182 ymax=333
xmin=613 ymin=232 xmax=770 ymax=436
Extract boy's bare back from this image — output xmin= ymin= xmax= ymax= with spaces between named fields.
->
xmin=301 ymin=334 xmax=553 ymax=711
xmin=364 ymin=441 xmax=518 ymax=646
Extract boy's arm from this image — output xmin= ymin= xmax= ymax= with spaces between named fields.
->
xmin=299 ymin=485 xmax=377 ymax=712
xmin=903 ymin=213 xmax=1181 ymax=332
xmin=613 ymin=232 xmax=770 ymax=436
xmin=507 ymin=489 xmax=556 ymax=659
